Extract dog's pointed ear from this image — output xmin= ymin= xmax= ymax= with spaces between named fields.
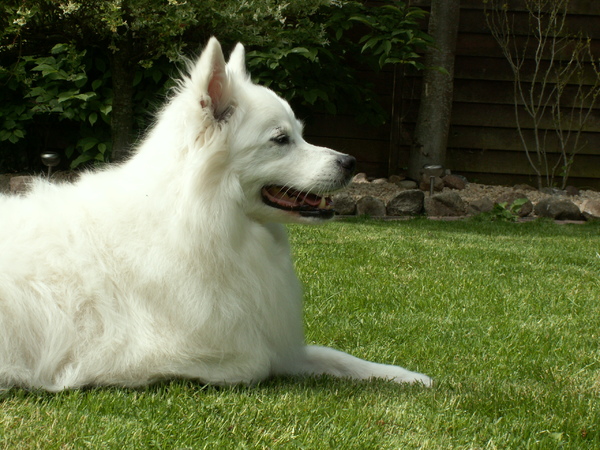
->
xmin=195 ymin=37 xmax=232 ymax=120
xmin=228 ymin=43 xmax=249 ymax=79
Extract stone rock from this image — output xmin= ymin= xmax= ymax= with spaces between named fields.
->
xmin=386 ymin=189 xmax=424 ymax=216
xmin=371 ymin=178 xmax=388 ymax=185
xmin=534 ymin=197 xmax=582 ymax=220
xmin=425 ymin=191 xmax=467 ymax=217
xmin=9 ymin=176 xmax=34 ymax=194
xmin=419 ymin=176 xmax=444 ymax=192
xmin=442 ymin=174 xmax=466 ymax=190
xmin=49 ymin=170 xmax=78 ymax=184
xmin=356 ymin=196 xmax=386 ymax=217
xmin=467 ymin=197 xmax=494 ymax=215
xmin=398 ymin=180 xmax=418 ymax=189
xmin=513 ymin=183 xmax=537 ymax=192
xmin=565 ymin=185 xmax=580 ymax=196
xmin=388 ymin=175 xmax=406 ymax=185
xmin=0 ymin=174 xmax=10 ymax=194
xmin=352 ymin=172 xmax=369 ymax=183
xmin=540 ymin=187 xmax=566 ymax=196
xmin=332 ymin=192 xmax=357 ymax=215
xmin=581 ymin=199 xmax=600 ymax=220
xmin=495 ymin=192 xmax=533 ymax=217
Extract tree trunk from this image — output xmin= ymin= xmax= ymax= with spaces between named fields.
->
xmin=408 ymin=0 xmax=461 ymax=181
xmin=109 ymin=37 xmax=136 ymax=162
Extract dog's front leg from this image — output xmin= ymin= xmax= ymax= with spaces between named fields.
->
xmin=289 ymin=345 xmax=432 ymax=387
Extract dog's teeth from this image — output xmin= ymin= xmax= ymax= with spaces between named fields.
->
xmin=318 ymin=197 xmax=327 ymax=209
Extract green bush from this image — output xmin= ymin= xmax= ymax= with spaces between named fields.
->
xmin=246 ymin=1 xmax=431 ymax=123
xmin=0 ymin=0 xmax=431 ymax=171
xmin=0 ymin=44 xmax=172 ymax=170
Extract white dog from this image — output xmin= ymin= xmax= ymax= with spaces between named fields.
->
xmin=0 ymin=38 xmax=431 ymax=391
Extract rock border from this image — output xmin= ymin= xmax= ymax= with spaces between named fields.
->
xmin=334 ymin=173 xmax=600 ymax=221
xmin=2 ymin=172 xmax=599 ymax=221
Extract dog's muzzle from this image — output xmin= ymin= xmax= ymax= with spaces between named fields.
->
xmin=261 ymin=155 xmax=356 ymax=219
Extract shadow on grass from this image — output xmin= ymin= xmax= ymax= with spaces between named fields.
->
xmin=0 ymin=373 xmax=431 ymax=403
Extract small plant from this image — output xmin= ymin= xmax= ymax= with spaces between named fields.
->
xmin=477 ymin=197 xmax=529 ymax=222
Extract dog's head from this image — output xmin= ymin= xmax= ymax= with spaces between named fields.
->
xmin=176 ymin=38 xmax=355 ymax=224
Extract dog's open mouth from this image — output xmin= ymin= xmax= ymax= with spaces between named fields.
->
xmin=261 ymin=186 xmax=335 ymax=219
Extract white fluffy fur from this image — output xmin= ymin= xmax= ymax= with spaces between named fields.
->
xmin=0 ymin=38 xmax=431 ymax=391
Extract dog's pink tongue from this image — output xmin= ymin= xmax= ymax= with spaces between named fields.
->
xmin=263 ymin=186 xmax=330 ymax=209
xmin=298 ymin=192 xmax=322 ymax=207
xmin=264 ymin=187 xmax=302 ymax=207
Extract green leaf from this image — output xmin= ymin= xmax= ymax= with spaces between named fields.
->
xmin=70 ymin=153 xmax=94 ymax=169
xmin=89 ymin=112 xmax=98 ymax=126
xmin=432 ymin=66 xmax=450 ymax=76
xmin=133 ymin=71 xmax=143 ymax=87
xmin=95 ymin=58 xmax=106 ymax=72
xmin=349 ymin=15 xmax=375 ymax=27
xmin=378 ymin=53 xmax=388 ymax=68
xmin=304 ymin=90 xmax=318 ymax=104
xmin=325 ymin=102 xmax=337 ymax=115
xmin=32 ymin=63 xmax=58 ymax=77
xmin=57 ymin=89 xmax=79 ymax=103
xmin=78 ymin=136 xmax=98 ymax=152
xmin=361 ymin=37 xmax=381 ymax=53
xmin=27 ymin=86 xmax=46 ymax=98
xmin=100 ymin=104 xmax=112 ymax=116
xmin=50 ymin=43 xmax=69 ymax=54
xmin=74 ymin=92 xmax=96 ymax=102
xmin=151 ymin=68 xmax=162 ymax=84
xmin=74 ymin=75 xmax=88 ymax=88
xmin=382 ymin=40 xmax=392 ymax=56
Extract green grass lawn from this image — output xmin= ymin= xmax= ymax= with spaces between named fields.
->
xmin=1 ymin=218 xmax=599 ymax=448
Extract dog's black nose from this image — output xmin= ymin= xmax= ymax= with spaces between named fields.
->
xmin=338 ymin=155 xmax=356 ymax=176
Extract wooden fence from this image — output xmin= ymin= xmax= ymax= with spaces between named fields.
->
xmin=304 ymin=0 xmax=600 ymax=189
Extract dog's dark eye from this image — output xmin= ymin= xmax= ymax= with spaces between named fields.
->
xmin=271 ymin=135 xmax=290 ymax=146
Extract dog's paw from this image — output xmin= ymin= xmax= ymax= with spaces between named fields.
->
xmin=392 ymin=370 xmax=433 ymax=387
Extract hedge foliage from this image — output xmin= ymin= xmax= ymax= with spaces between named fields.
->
xmin=0 ymin=0 xmax=431 ymax=171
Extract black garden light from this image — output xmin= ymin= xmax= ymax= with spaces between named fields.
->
xmin=41 ymin=152 xmax=60 ymax=179
xmin=423 ymin=164 xmax=444 ymax=196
